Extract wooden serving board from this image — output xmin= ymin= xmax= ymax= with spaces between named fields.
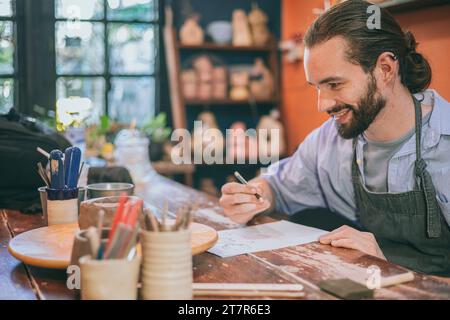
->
xmin=8 ymin=222 xmax=218 ymax=269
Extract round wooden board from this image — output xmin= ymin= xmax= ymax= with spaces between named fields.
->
xmin=8 ymin=222 xmax=218 ymax=269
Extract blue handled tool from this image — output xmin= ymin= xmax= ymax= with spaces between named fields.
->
xmin=50 ymin=150 xmax=64 ymax=189
xmin=64 ymin=147 xmax=73 ymax=187
xmin=66 ymin=146 xmax=81 ymax=189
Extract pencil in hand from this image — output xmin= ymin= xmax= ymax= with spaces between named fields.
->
xmin=233 ymin=171 xmax=262 ymax=200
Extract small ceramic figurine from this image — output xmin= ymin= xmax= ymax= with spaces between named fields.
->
xmin=256 ymin=109 xmax=286 ymax=159
xmin=248 ymin=3 xmax=270 ymax=46
xmin=230 ymin=66 xmax=250 ymax=100
xmin=249 ymin=58 xmax=274 ymax=100
xmin=193 ymin=55 xmax=213 ymax=82
xmin=192 ymin=55 xmax=214 ymax=100
xmin=232 ymin=9 xmax=253 ymax=46
xmin=227 ymin=121 xmax=258 ymax=161
xmin=228 ymin=121 xmax=248 ymax=161
xmin=192 ymin=111 xmax=224 ymax=160
xmin=181 ymin=69 xmax=197 ymax=99
xmin=212 ymin=66 xmax=228 ymax=100
xmin=180 ymin=16 xmax=204 ymax=45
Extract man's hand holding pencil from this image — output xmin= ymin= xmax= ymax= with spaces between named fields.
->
xmin=219 ymin=172 xmax=273 ymax=224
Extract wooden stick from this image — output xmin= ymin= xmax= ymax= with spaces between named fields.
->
xmin=77 ymin=161 xmax=84 ymax=186
xmin=380 ymin=272 xmax=414 ymax=288
xmin=37 ymin=166 xmax=49 ymax=187
xmin=183 ymin=204 xmax=195 ymax=229
xmin=193 ymin=283 xmax=304 ymax=292
xmin=144 ymin=212 xmax=153 ymax=231
xmin=37 ymin=147 xmax=50 ymax=159
xmin=85 ymin=227 xmax=100 ymax=259
xmin=174 ymin=206 xmax=188 ymax=231
xmin=97 ymin=210 xmax=105 ymax=241
xmin=145 ymin=209 xmax=159 ymax=232
xmin=193 ymin=283 xmax=304 ymax=298
xmin=37 ymin=162 xmax=50 ymax=186
xmin=162 ymin=201 xmax=168 ymax=231
xmin=193 ymin=290 xmax=305 ymax=298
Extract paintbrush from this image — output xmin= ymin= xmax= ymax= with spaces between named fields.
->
xmin=36 ymin=147 xmax=50 ymax=159
xmin=77 ymin=161 xmax=84 ymax=186
xmin=118 ymin=200 xmax=141 ymax=258
xmin=144 ymin=211 xmax=152 ymax=231
xmin=161 ymin=201 xmax=169 ymax=231
xmin=174 ymin=205 xmax=189 ymax=231
xmin=108 ymin=194 xmax=127 ymax=241
xmin=183 ymin=204 xmax=194 ymax=230
xmin=121 ymin=225 xmax=139 ymax=259
xmin=103 ymin=223 xmax=127 ymax=259
xmin=85 ymin=226 xmax=100 ymax=259
xmin=97 ymin=209 xmax=105 ymax=241
xmin=182 ymin=208 xmax=190 ymax=230
xmin=116 ymin=224 xmax=134 ymax=259
xmin=37 ymin=162 xmax=50 ymax=183
xmin=318 ymin=271 xmax=415 ymax=299
xmin=37 ymin=163 xmax=50 ymax=187
xmin=145 ymin=210 xmax=159 ymax=232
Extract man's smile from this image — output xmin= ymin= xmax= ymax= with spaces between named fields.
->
xmin=328 ymin=107 xmax=352 ymax=124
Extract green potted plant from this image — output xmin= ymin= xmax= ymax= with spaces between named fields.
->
xmin=141 ymin=112 xmax=172 ymax=161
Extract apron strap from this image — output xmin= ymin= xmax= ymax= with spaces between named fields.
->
xmin=412 ymin=95 xmax=442 ymax=238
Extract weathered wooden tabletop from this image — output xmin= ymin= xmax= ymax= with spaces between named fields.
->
xmin=1 ymin=174 xmax=449 ymax=300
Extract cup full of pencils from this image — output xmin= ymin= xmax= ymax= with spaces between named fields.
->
xmin=36 ymin=146 xmax=84 ymax=225
xmin=78 ymin=196 xmax=142 ymax=300
xmin=140 ymin=202 xmax=194 ymax=300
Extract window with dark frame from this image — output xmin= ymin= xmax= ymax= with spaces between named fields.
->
xmin=0 ymin=0 xmax=15 ymax=115
xmin=54 ymin=0 xmax=159 ymax=128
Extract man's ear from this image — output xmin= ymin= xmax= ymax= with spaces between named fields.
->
xmin=375 ymin=52 xmax=399 ymax=85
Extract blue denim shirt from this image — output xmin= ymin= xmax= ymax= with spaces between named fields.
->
xmin=263 ymin=90 xmax=450 ymax=226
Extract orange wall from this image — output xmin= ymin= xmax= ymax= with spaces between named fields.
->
xmin=281 ymin=1 xmax=450 ymax=153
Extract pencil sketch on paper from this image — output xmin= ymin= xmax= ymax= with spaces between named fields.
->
xmin=207 ymin=220 xmax=328 ymax=258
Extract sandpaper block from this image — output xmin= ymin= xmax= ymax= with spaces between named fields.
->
xmin=318 ymin=279 xmax=373 ymax=299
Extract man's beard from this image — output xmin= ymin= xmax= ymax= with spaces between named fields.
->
xmin=333 ymin=74 xmax=386 ymax=139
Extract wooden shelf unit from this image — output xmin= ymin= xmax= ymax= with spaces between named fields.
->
xmin=164 ymin=7 xmax=280 ymax=131
xmin=163 ymin=7 xmax=283 ymax=191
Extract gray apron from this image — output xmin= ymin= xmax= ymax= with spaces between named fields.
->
xmin=352 ymin=96 xmax=450 ymax=276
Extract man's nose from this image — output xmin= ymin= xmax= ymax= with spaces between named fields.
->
xmin=317 ymin=91 xmax=336 ymax=113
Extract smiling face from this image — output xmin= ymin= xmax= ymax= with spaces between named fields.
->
xmin=304 ymin=37 xmax=386 ymax=139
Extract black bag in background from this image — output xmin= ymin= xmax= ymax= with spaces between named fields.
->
xmin=0 ymin=109 xmax=72 ymax=213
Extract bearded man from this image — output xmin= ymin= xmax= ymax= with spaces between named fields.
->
xmin=219 ymin=0 xmax=450 ymax=276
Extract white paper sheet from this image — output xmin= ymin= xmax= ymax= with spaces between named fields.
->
xmin=207 ymin=220 xmax=328 ymax=258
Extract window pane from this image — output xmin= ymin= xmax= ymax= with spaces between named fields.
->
xmin=56 ymin=77 xmax=105 ymax=126
xmin=109 ymin=23 xmax=155 ymax=75
xmin=0 ymin=21 xmax=14 ymax=74
xmin=109 ymin=77 xmax=154 ymax=124
xmin=56 ymin=22 xmax=104 ymax=74
xmin=0 ymin=78 xmax=13 ymax=114
xmin=0 ymin=0 xmax=13 ymax=17
xmin=55 ymin=0 xmax=104 ymax=20
xmin=107 ymin=0 xmax=156 ymax=21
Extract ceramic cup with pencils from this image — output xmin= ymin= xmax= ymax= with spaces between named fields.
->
xmin=79 ymin=197 xmax=143 ymax=300
xmin=140 ymin=204 xmax=193 ymax=300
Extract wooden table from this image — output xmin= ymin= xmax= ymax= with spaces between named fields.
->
xmin=1 ymin=174 xmax=450 ymax=300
